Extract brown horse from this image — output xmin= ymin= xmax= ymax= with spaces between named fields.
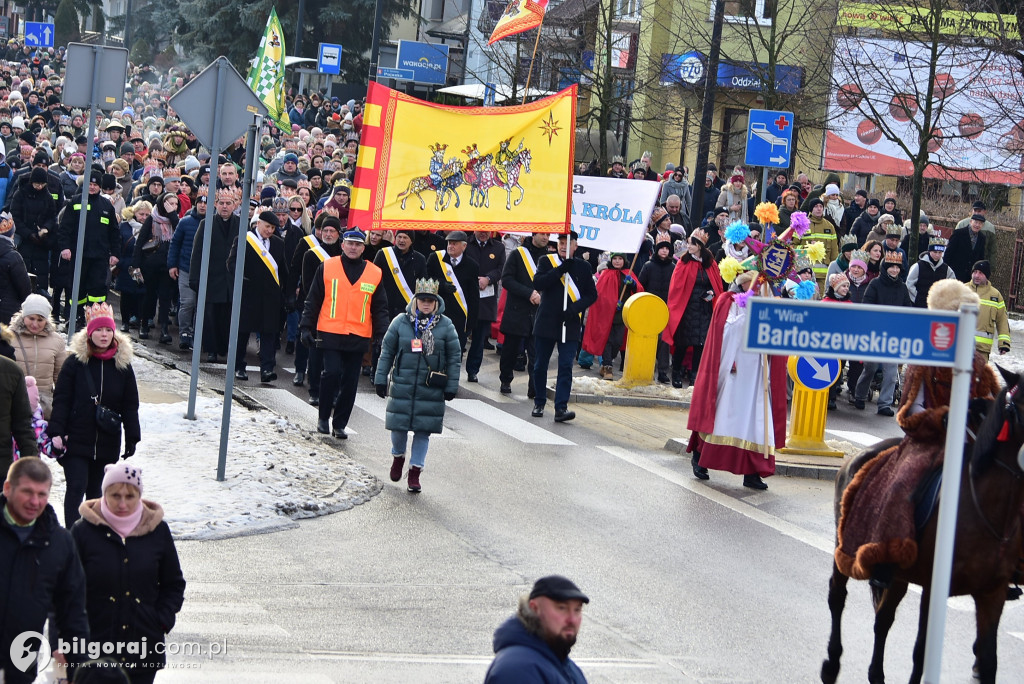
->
xmin=821 ymin=367 xmax=1024 ymax=684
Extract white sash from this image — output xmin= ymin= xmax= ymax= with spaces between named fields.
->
xmin=517 ymin=245 xmax=538 ymax=280
xmin=435 ymin=250 xmax=468 ymax=317
xmin=545 ymin=254 xmax=580 ymax=302
xmin=383 ymin=246 xmax=414 ymax=303
xmin=246 ymin=232 xmax=279 ymax=285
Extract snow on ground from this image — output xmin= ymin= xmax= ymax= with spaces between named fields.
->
xmin=45 ymin=357 xmax=382 ymax=541
xmin=571 ymin=375 xmax=692 ymax=401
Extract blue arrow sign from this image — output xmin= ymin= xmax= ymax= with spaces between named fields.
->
xmin=24 ymin=22 xmax=54 ymax=48
xmin=794 ymin=357 xmax=841 ymax=391
xmin=744 ymin=299 xmax=960 ymax=367
xmin=377 ymin=67 xmax=415 ymax=81
xmin=318 ymin=43 xmax=342 ymax=75
xmin=745 ymin=109 xmax=793 ymax=168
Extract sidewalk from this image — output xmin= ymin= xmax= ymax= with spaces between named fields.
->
xmin=41 ymin=347 xmax=381 ymax=540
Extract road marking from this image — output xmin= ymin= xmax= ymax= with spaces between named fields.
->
xmin=826 ymin=429 xmax=880 ymax=447
xmin=449 ymin=399 xmax=575 ymax=445
xmin=596 ymin=445 xmax=833 ymax=553
xmin=304 ymin=651 xmax=659 ymax=668
xmin=459 ymin=382 xmax=518 ymax=403
xmin=1011 ymin=632 xmax=1024 ymax=643
xmin=172 ymin=621 xmax=290 ymax=638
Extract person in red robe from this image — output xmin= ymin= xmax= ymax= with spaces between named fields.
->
xmin=685 ymin=271 xmax=789 ymax=490
xmin=581 ymin=253 xmax=642 ymax=380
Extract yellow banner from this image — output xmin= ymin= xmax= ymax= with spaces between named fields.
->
xmin=351 ymin=82 xmax=576 ymax=233
xmin=836 ymin=2 xmax=1018 ymax=38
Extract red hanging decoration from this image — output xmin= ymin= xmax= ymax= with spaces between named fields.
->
xmin=996 ymin=419 xmax=1010 ymax=442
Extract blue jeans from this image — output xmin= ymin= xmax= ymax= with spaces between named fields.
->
xmin=286 ymin=310 xmax=299 ymax=342
xmin=532 ymin=336 xmax=577 ymax=411
xmin=391 ymin=430 xmax=431 ymax=468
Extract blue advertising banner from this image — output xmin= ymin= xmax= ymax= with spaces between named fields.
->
xmin=661 ymin=53 xmax=803 ymax=94
xmin=396 ymin=40 xmax=450 ymax=85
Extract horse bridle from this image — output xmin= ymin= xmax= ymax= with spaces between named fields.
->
xmin=969 ymin=383 xmax=1024 ymax=546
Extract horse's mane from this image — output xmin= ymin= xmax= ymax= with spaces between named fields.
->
xmin=971 ymin=384 xmax=1012 ymax=476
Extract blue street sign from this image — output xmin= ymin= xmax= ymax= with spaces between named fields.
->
xmin=483 ymin=82 xmax=497 ymax=107
xmin=377 ymin=67 xmax=415 ymax=81
xmin=745 ymin=109 xmax=794 ymax=168
xmin=317 ymin=43 xmax=342 ymax=75
xmin=396 ymin=40 xmax=449 ymax=85
xmin=794 ymin=357 xmax=841 ymax=391
xmin=744 ymin=299 xmax=961 ymax=367
xmin=24 ymin=22 xmax=54 ymax=48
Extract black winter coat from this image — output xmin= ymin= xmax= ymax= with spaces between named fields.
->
xmin=465 ymin=237 xmax=505 ymax=322
xmin=189 ymin=213 xmax=236 ymax=304
xmin=132 ymin=213 xmax=178 ymax=272
xmin=499 ymin=242 xmax=548 ymax=337
xmin=639 ymin=252 xmax=674 ymax=301
xmin=533 ymin=254 xmax=597 ymax=342
xmin=0 ymin=355 xmax=36 ymax=470
xmin=227 ymin=230 xmax=288 ymax=330
xmin=372 ymin=245 xmax=427 ymax=321
xmin=850 ymin=212 xmax=878 ymax=246
xmin=427 ymin=251 xmax=480 ymax=338
xmin=10 ymin=183 xmax=57 ymax=252
xmin=945 ymin=226 xmax=987 ymax=282
xmin=0 ymin=501 xmax=90 ymax=683
xmin=57 ymin=191 xmax=119 ymax=259
xmin=863 ymin=273 xmax=913 ymax=308
xmin=49 ymin=331 xmax=141 ymax=462
xmin=0 ymin=236 xmax=30 ymax=323
xmin=71 ymin=500 xmax=186 ymax=675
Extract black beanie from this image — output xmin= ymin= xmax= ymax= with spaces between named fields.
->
xmin=972 ymin=260 xmax=991 ymax=278
xmin=321 ymin=216 xmax=342 ymax=231
xmin=101 ymin=173 xmax=116 ymax=191
xmin=29 ymin=167 xmax=47 ymax=184
xmin=89 ymin=169 xmax=102 ymax=185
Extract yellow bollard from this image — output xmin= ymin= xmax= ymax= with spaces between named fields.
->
xmin=619 ymin=293 xmax=669 ymax=388
xmin=779 ymin=356 xmax=844 ymax=457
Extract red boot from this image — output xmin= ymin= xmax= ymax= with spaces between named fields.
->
xmin=389 ymin=456 xmax=405 ymax=482
xmin=407 ymin=466 xmax=422 ymax=493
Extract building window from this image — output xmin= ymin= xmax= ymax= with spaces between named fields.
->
xmin=719 ymin=108 xmax=749 ymax=174
xmin=711 ymin=0 xmax=775 ymax=26
xmin=615 ymin=0 xmax=641 ymax=20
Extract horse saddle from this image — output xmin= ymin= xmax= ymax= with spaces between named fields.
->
xmin=912 ymin=467 xmax=943 ymax=532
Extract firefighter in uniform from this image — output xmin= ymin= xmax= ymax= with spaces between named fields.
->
xmin=300 ymin=228 xmax=390 ymax=439
xmin=968 ymin=259 xmax=1011 ymax=357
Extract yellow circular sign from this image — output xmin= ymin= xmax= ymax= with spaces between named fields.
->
xmin=622 ymin=293 xmax=669 ymax=335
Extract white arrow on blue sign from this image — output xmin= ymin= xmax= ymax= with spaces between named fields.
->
xmin=794 ymin=357 xmax=841 ymax=391
xmin=24 ymin=22 xmax=55 ymax=48
xmin=745 ymin=109 xmax=793 ymax=169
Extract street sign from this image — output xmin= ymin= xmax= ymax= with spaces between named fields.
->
xmin=792 ymin=356 xmax=841 ymax=391
xmin=168 ymin=56 xmax=268 ymax=151
xmin=745 ymin=109 xmax=794 ymax=168
xmin=396 ymin=40 xmax=449 ymax=85
xmin=483 ymin=82 xmax=497 ymax=106
xmin=62 ymin=43 xmax=129 ymax=111
xmin=377 ymin=67 xmax=414 ymax=81
xmin=744 ymin=299 xmax=960 ymax=367
xmin=24 ymin=21 xmax=54 ymax=48
xmin=318 ymin=42 xmax=342 ymax=75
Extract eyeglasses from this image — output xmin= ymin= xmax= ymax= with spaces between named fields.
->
xmin=289 ymin=208 xmax=303 ymax=213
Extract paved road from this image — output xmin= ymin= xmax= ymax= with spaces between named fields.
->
xmin=129 ymin=335 xmax=1023 ymax=683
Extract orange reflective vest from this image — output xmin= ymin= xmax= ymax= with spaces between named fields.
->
xmin=317 ymin=258 xmax=383 ymax=337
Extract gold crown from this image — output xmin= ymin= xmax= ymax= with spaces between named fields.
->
xmin=795 ymin=255 xmax=812 ymax=272
xmin=428 ymin=142 xmax=447 ymax=153
xmin=84 ymin=302 xmax=115 ymax=324
xmin=851 ymin=249 xmax=869 ymax=263
xmin=461 ymin=143 xmax=478 ymax=155
xmin=928 ymin=236 xmax=948 ymax=248
xmin=840 ymin=234 xmax=858 ymax=247
xmin=883 ymin=250 xmax=904 ymax=265
xmin=414 ymin=278 xmax=440 ymax=296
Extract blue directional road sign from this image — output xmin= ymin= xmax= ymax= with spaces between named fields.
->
xmin=24 ymin=22 xmax=54 ymax=48
xmin=745 ymin=109 xmax=793 ymax=168
xmin=318 ymin=43 xmax=341 ymax=75
xmin=396 ymin=40 xmax=449 ymax=85
xmin=484 ymin=82 xmax=497 ymax=107
xmin=744 ymin=299 xmax=961 ymax=367
xmin=793 ymin=357 xmax=841 ymax=391
xmin=377 ymin=67 xmax=414 ymax=81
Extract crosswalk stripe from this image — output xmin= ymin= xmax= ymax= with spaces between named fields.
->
xmin=448 ymin=399 xmax=575 ymax=445
xmin=825 ymin=429 xmax=880 ymax=447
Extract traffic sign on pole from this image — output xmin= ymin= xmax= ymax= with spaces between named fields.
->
xmin=318 ymin=43 xmax=342 ymax=75
xmin=745 ymin=109 xmax=794 ymax=168
xmin=168 ymin=57 xmax=267 ymax=152
xmin=377 ymin=67 xmax=414 ymax=81
xmin=792 ymin=356 xmax=841 ymax=391
xmin=24 ymin=22 xmax=54 ymax=48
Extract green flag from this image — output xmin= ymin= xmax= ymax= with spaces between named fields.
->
xmin=247 ymin=7 xmax=290 ymax=133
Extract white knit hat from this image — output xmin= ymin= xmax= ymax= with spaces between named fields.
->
xmin=21 ymin=293 xmax=52 ymax=319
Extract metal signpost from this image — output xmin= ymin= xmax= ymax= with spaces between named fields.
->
xmin=744 ymin=298 xmax=978 ymax=684
xmin=395 ymin=40 xmax=450 ymax=85
xmin=318 ymin=43 xmax=342 ymax=75
xmin=167 ymin=57 xmax=267 ymax=445
xmin=24 ymin=21 xmax=54 ymax=48
xmin=61 ymin=43 xmax=129 ymax=340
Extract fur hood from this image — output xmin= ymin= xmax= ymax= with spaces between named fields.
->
xmin=68 ymin=328 xmax=134 ymax=370
xmin=78 ymin=498 xmax=165 ymax=537
xmin=927 ymin=279 xmax=979 ymax=312
xmin=8 ymin=311 xmax=57 ymax=336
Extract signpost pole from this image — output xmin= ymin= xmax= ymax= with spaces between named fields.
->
xmin=66 ymin=44 xmax=102 ymax=342
xmin=186 ymin=59 xmax=225 ymax=420
xmin=921 ymin=302 xmax=979 ymax=684
xmin=218 ymin=118 xmax=259 ymax=482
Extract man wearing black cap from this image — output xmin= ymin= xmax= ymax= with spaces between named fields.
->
xmin=531 ymin=231 xmax=597 ymax=422
xmin=969 ymin=260 xmax=1010 ymax=357
xmin=228 ymin=210 xmax=288 ymax=383
xmin=946 ymin=213 xmax=989 ymax=282
xmin=6 ymin=149 xmax=62 ymax=210
xmin=427 ymin=230 xmax=479 ymax=350
xmin=485 ymin=575 xmax=589 ymax=683
xmin=300 ymin=228 xmax=390 ymax=438
xmin=297 ymin=216 xmax=343 ymax=399
xmin=373 ymin=229 xmax=428 ymax=323
xmin=850 ymin=197 xmax=880 ymax=245
xmin=11 ymin=165 xmax=57 ymax=293
xmin=56 ymin=169 xmax=120 ymax=319
xmin=955 ymin=200 xmax=996 ymax=262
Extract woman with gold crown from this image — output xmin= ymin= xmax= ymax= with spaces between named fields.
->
xmin=49 ymin=302 xmax=141 ymax=526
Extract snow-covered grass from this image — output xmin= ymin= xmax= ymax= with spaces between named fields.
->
xmin=571 ymin=375 xmax=692 ymax=400
xmin=45 ymin=396 xmax=381 ymax=541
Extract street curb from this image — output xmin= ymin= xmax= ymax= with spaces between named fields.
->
xmin=663 ymin=437 xmax=841 ymax=481
xmin=548 ymin=386 xmax=691 ymax=409
xmin=133 ymin=344 xmax=269 ymax=412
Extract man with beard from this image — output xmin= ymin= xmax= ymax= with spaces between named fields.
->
xmin=190 ymin=190 xmax=238 ymax=362
xmin=485 ymin=575 xmax=589 ymax=683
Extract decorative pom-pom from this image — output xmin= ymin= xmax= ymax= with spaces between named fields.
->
xmin=790 ymin=211 xmax=811 ymax=237
xmin=795 ymin=280 xmax=817 ymax=300
xmin=719 ymin=256 xmax=744 ymax=283
xmin=724 ymin=221 xmax=751 ymax=245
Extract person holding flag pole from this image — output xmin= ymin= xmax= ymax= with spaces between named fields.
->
xmin=530 ymin=230 xmax=597 ymax=422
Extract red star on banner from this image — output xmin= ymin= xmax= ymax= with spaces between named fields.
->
xmin=539 ymin=111 xmax=561 ymax=145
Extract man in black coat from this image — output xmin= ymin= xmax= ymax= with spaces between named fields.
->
xmin=11 ymin=167 xmax=57 ymax=294
xmin=427 ymin=231 xmax=479 ymax=351
xmin=5 ymin=150 xmax=63 ymax=211
xmin=56 ymin=170 xmax=119 ymax=318
xmin=299 ymin=217 xmax=343 ymax=402
xmin=190 ymin=191 xmax=238 ymax=361
xmin=1 ymin=458 xmax=90 ymax=684
xmin=530 ymin=231 xmax=597 ymax=422
xmin=228 ymin=211 xmax=288 ymax=384
xmin=464 ymin=230 xmax=505 ymax=382
xmin=498 ymin=232 xmax=549 ymax=395
xmin=945 ymin=214 xmax=989 ymax=282
xmin=372 ymin=229 xmax=427 ymax=323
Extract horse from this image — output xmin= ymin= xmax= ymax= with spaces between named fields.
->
xmin=467 ymin=154 xmax=495 ymax=208
xmin=396 ymin=176 xmax=433 ymax=211
xmin=499 ymin=148 xmax=531 ymax=211
xmin=433 ymin=158 xmax=465 ymax=211
xmin=821 ymin=366 xmax=1024 ymax=684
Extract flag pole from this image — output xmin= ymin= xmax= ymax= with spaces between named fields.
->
xmin=759 ymin=279 xmax=771 ymax=460
xmin=521 ymin=21 xmax=545 ymax=105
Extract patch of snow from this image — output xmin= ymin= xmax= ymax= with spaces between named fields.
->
xmin=572 ymin=375 xmax=691 ymax=400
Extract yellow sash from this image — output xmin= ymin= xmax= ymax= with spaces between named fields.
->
xmin=246 ymin=232 xmax=279 ymax=285
xmin=545 ymin=254 xmax=580 ymax=303
xmin=383 ymin=246 xmax=414 ymax=303
xmin=517 ymin=246 xmax=538 ymax=280
xmin=435 ymin=250 xmax=468 ymax=317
